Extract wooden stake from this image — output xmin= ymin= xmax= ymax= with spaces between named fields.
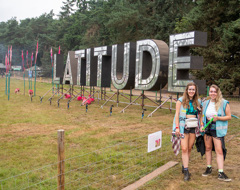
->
xmin=58 ymin=130 xmax=65 ymax=190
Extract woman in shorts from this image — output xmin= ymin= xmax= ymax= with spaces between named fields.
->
xmin=173 ymin=82 xmax=201 ymax=181
xmin=200 ymin=84 xmax=231 ymax=181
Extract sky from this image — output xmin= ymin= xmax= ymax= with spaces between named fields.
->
xmin=0 ymin=0 xmax=65 ymax=22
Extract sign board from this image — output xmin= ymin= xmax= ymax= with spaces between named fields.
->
xmin=148 ymin=131 xmax=162 ymax=153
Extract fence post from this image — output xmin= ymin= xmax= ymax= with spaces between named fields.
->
xmin=58 ymin=130 xmax=65 ymax=190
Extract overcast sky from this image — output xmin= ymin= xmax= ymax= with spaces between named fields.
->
xmin=0 ymin=0 xmax=65 ymax=22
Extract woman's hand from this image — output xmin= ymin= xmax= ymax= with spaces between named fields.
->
xmin=175 ymin=128 xmax=180 ymax=137
xmin=212 ymin=115 xmax=218 ymax=122
xmin=200 ymin=126 xmax=205 ymax=132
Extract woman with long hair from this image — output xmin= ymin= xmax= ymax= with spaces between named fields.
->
xmin=173 ymin=82 xmax=201 ymax=181
xmin=200 ymin=84 xmax=231 ymax=181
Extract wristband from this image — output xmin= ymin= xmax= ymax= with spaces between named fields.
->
xmin=176 ymin=126 xmax=179 ymax=129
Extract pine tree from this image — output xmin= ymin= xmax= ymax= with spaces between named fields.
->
xmin=59 ymin=0 xmax=76 ymax=19
xmin=175 ymin=0 xmax=240 ymax=94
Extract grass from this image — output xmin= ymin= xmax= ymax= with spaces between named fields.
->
xmin=0 ymin=77 xmax=239 ymax=190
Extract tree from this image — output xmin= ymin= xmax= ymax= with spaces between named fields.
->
xmin=175 ymin=0 xmax=240 ymax=94
xmin=59 ymin=0 xmax=76 ymax=19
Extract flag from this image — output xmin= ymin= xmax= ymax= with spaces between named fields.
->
xmin=21 ymin=50 xmax=25 ymax=71
xmin=34 ymin=41 xmax=38 ymax=65
xmin=36 ymin=41 xmax=38 ymax=52
xmin=50 ymin=47 xmax=53 ymax=57
xmin=31 ymin=52 xmax=34 ymax=67
xmin=10 ymin=46 xmax=12 ymax=66
xmin=58 ymin=46 xmax=60 ymax=54
xmin=50 ymin=47 xmax=53 ymax=67
xmin=7 ymin=46 xmax=9 ymax=59
xmin=5 ymin=54 xmax=8 ymax=73
xmin=26 ymin=50 xmax=29 ymax=68
xmin=7 ymin=46 xmax=10 ymax=70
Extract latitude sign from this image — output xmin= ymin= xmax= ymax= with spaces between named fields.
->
xmin=53 ymin=31 xmax=207 ymax=94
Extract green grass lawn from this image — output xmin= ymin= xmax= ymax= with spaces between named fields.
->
xmin=0 ymin=78 xmax=239 ymax=190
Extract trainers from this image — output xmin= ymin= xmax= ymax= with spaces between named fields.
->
xmin=184 ymin=170 xmax=190 ymax=181
xmin=202 ymin=167 xmax=212 ymax=176
xmin=182 ymin=165 xmax=184 ymax=174
xmin=218 ymin=172 xmax=231 ymax=182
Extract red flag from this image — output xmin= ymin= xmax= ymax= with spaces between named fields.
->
xmin=7 ymin=46 xmax=10 ymax=70
xmin=50 ymin=47 xmax=53 ymax=57
xmin=26 ymin=50 xmax=29 ymax=68
xmin=10 ymin=46 xmax=12 ymax=66
xmin=31 ymin=52 xmax=33 ymax=67
xmin=35 ymin=41 xmax=38 ymax=65
xmin=21 ymin=50 xmax=25 ymax=71
xmin=36 ymin=41 xmax=38 ymax=53
xmin=50 ymin=47 xmax=53 ymax=67
xmin=58 ymin=46 xmax=60 ymax=54
xmin=5 ymin=54 xmax=8 ymax=73
xmin=8 ymin=46 xmax=9 ymax=58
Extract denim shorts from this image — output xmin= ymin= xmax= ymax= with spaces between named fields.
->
xmin=205 ymin=129 xmax=217 ymax=137
xmin=184 ymin=128 xmax=195 ymax=134
xmin=205 ymin=119 xmax=217 ymax=137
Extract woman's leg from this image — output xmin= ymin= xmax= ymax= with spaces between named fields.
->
xmin=204 ymin=135 xmax=213 ymax=166
xmin=181 ymin=133 xmax=189 ymax=168
xmin=188 ymin=133 xmax=196 ymax=158
xmin=213 ymin=137 xmax=224 ymax=170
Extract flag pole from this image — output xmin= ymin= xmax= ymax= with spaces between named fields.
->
xmin=8 ymin=72 xmax=10 ymax=100
xmin=21 ymin=50 xmax=25 ymax=95
xmin=34 ymin=63 xmax=36 ymax=96
xmin=5 ymin=54 xmax=8 ymax=95
xmin=7 ymin=47 xmax=11 ymax=100
xmin=31 ymin=52 xmax=33 ymax=90
xmin=5 ymin=73 xmax=8 ymax=95
xmin=26 ymin=50 xmax=30 ymax=90
xmin=50 ymin=47 xmax=53 ymax=94
xmin=34 ymin=41 xmax=38 ymax=97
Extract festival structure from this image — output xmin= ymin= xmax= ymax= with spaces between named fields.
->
xmin=2 ymin=31 xmax=208 ymax=117
xmin=39 ymin=31 xmax=207 ymax=116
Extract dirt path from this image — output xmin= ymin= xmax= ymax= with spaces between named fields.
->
xmin=229 ymin=101 xmax=240 ymax=117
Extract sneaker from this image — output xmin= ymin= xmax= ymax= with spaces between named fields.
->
xmin=202 ymin=167 xmax=212 ymax=176
xmin=218 ymin=172 xmax=231 ymax=182
xmin=182 ymin=165 xmax=184 ymax=174
xmin=184 ymin=170 xmax=190 ymax=181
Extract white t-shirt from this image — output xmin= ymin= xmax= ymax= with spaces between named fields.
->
xmin=205 ymin=101 xmax=218 ymax=118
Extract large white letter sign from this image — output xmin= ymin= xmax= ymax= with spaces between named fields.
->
xmin=75 ymin=50 xmax=86 ymax=86
xmin=135 ymin=39 xmax=169 ymax=91
xmin=94 ymin=46 xmax=111 ymax=87
xmin=168 ymin=31 xmax=207 ymax=93
xmin=111 ymin=42 xmax=136 ymax=90
xmin=86 ymin=48 xmax=91 ymax=86
xmin=53 ymin=54 xmax=64 ymax=84
xmin=86 ymin=48 xmax=98 ymax=86
xmin=63 ymin=51 xmax=78 ymax=85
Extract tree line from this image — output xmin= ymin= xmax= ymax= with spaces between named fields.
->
xmin=0 ymin=0 xmax=239 ymax=94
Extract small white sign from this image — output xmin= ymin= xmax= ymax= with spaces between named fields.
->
xmin=148 ymin=131 xmax=162 ymax=153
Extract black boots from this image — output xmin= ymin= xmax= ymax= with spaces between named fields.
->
xmin=184 ymin=169 xmax=190 ymax=181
